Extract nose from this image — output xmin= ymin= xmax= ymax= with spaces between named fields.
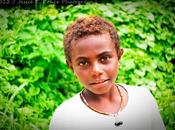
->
xmin=91 ymin=62 xmax=103 ymax=77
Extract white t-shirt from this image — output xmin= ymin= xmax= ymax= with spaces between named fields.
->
xmin=49 ymin=84 xmax=166 ymax=130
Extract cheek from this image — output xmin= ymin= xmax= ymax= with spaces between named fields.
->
xmin=74 ymin=69 xmax=89 ymax=82
xmin=105 ymin=61 xmax=119 ymax=76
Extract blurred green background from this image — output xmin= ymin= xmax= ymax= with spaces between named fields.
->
xmin=0 ymin=0 xmax=174 ymax=130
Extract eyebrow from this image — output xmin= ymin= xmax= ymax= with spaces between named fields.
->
xmin=75 ymin=51 xmax=113 ymax=62
xmin=75 ymin=57 xmax=88 ymax=63
xmin=98 ymin=51 xmax=113 ymax=57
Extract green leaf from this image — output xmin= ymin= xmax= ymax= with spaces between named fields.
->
xmin=29 ymin=85 xmax=40 ymax=96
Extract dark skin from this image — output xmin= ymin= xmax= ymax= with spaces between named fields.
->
xmin=68 ymin=33 xmax=128 ymax=114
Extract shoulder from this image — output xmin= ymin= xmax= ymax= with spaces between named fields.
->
xmin=119 ymin=84 xmax=160 ymax=115
xmin=119 ymin=84 xmax=157 ymax=105
xmin=51 ymin=92 xmax=82 ymax=116
xmin=120 ymin=84 xmax=153 ymax=97
xmin=119 ymin=84 xmax=166 ymax=130
xmin=49 ymin=93 xmax=82 ymax=130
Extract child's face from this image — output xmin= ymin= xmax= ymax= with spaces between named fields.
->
xmin=69 ymin=33 xmax=123 ymax=94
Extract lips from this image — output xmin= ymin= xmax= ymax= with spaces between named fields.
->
xmin=90 ymin=79 xmax=109 ymax=85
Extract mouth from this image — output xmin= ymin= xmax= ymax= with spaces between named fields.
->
xmin=90 ymin=79 xmax=109 ymax=85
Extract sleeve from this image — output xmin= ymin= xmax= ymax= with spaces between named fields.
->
xmin=49 ymin=102 xmax=69 ymax=130
xmin=145 ymin=89 xmax=166 ymax=130
xmin=49 ymin=106 xmax=63 ymax=130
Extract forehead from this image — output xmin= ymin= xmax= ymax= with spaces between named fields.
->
xmin=71 ymin=33 xmax=115 ymax=58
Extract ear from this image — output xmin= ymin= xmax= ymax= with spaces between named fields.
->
xmin=117 ymin=48 xmax=124 ymax=60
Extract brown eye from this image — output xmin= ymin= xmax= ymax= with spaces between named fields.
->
xmin=100 ymin=55 xmax=110 ymax=63
xmin=78 ymin=60 xmax=89 ymax=67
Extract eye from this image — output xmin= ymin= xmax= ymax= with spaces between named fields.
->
xmin=100 ymin=55 xmax=110 ymax=63
xmin=78 ymin=60 xmax=89 ymax=67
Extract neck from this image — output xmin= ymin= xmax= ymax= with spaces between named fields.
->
xmin=81 ymin=84 xmax=123 ymax=114
xmin=83 ymin=84 xmax=120 ymax=103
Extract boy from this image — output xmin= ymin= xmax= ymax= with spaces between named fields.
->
xmin=49 ymin=16 xmax=165 ymax=130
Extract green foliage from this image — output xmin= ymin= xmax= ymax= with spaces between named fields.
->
xmin=0 ymin=5 xmax=81 ymax=130
xmin=0 ymin=1 xmax=174 ymax=130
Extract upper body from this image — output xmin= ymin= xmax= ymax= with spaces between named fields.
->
xmin=50 ymin=16 xmax=165 ymax=130
xmin=49 ymin=84 xmax=165 ymax=130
